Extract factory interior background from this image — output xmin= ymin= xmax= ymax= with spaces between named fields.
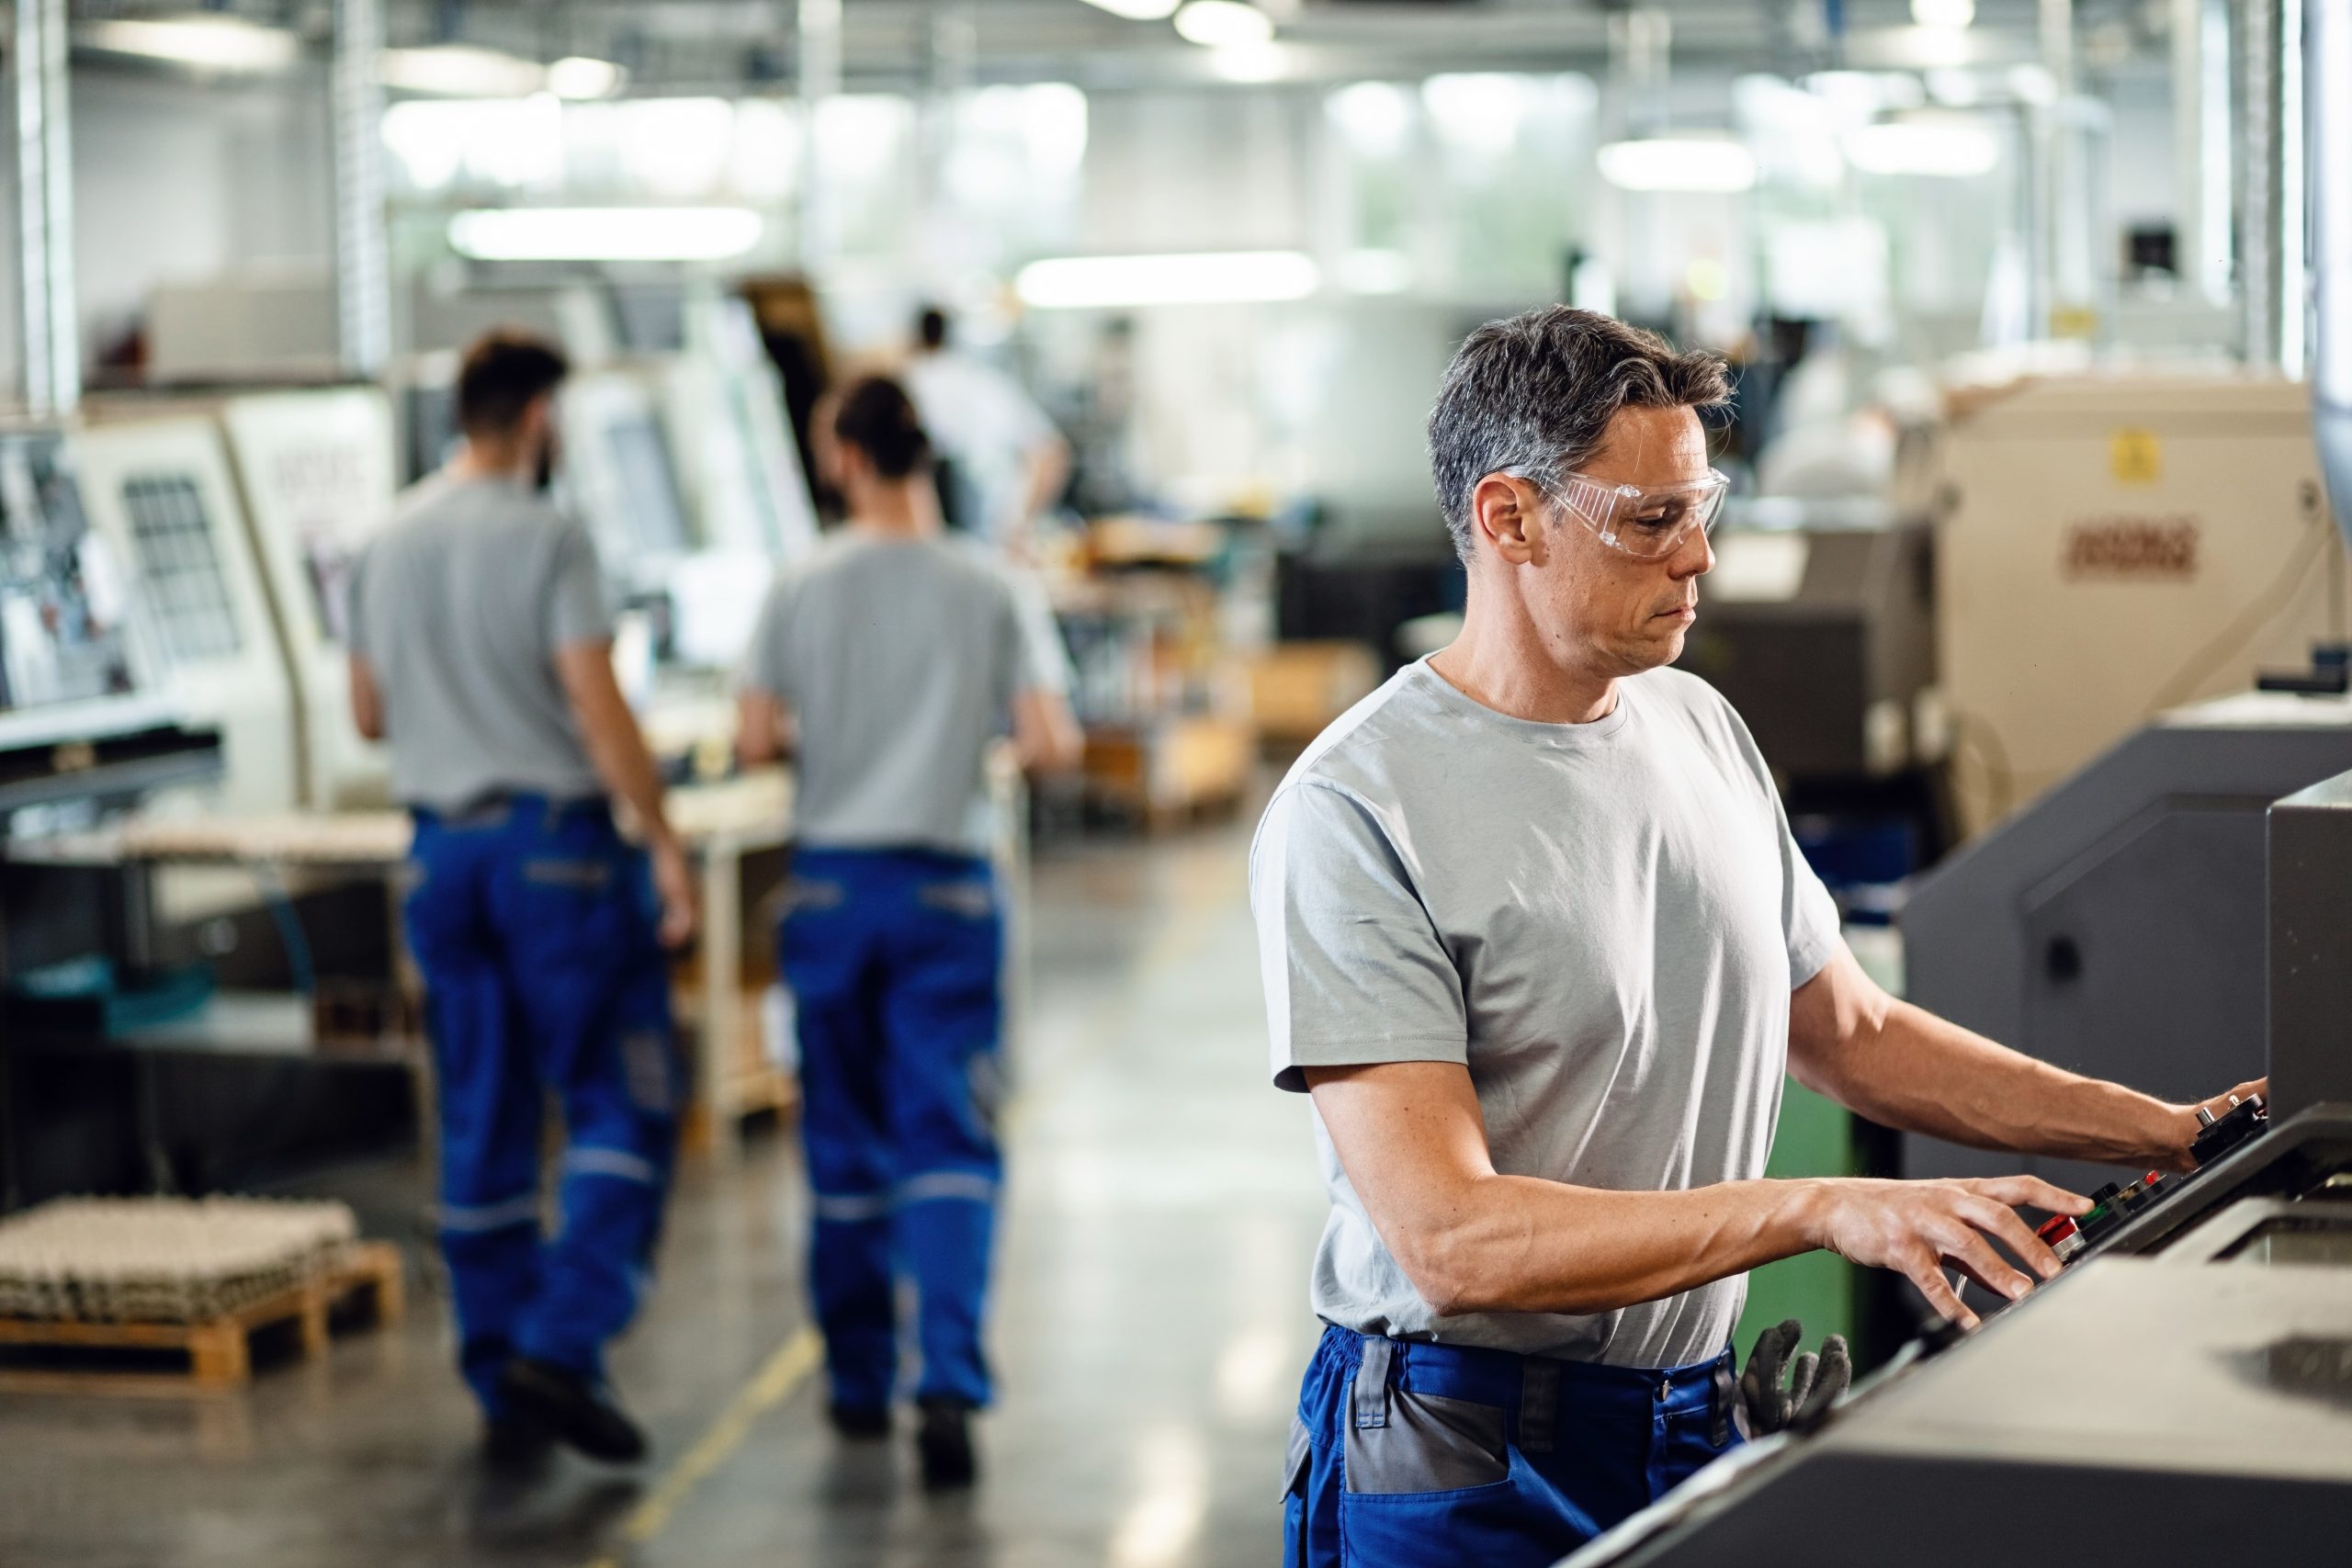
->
xmin=3 ymin=0 xmax=2352 ymax=1563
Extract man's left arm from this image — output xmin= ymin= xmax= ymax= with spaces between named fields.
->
xmin=1788 ymin=942 xmax=2264 ymax=1174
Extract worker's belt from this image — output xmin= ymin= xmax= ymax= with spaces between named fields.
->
xmin=411 ymin=792 xmax=610 ymax=831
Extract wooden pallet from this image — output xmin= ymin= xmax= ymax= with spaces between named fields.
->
xmin=0 ymin=1241 xmax=404 ymax=1397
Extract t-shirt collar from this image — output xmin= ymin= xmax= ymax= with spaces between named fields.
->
xmin=1407 ymin=655 xmax=1636 ymax=747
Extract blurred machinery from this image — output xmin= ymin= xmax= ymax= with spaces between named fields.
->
xmin=1933 ymin=373 xmax=2346 ymax=839
xmin=1562 ymin=1100 xmax=2352 ymax=1568
xmin=1681 ymin=502 xmax=1940 ymax=810
xmin=1902 ymin=691 xmax=2352 ymax=1200
xmin=82 ymin=387 xmax=400 ymax=811
xmin=66 ymin=417 xmax=299 ymax=813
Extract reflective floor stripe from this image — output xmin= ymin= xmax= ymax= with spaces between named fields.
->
xmin=582 ymin=1325 xmax=822 ymax=1568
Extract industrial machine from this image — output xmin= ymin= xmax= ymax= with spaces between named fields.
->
xmin=1934 ymin=371 xmax=2346 ymax=838
xmin=1902 ymin=689 xmax=2352 ymax=1199
xmin=0 ymin=426 xmax=210 ymax=819
xmin=1680 ymin=501 xmax=1940 ymax=794
xmin=83 ymin=387 xmax=401 ymax=811
xmin=215 ymin=389 xmax=398 ymax=810
xmin=66 ymin=418 xmax=300 ymax=814
xmin=1561 ymin=1098 xmax=2352 ymax=1568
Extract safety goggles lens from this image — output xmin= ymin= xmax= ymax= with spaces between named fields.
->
xmin=1552 ymin=471 xmax=1729 ymax=558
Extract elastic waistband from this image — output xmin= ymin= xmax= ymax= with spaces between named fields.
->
xmin=1320 ymin=1323 xmax=1731 ymax=1417
xmin=412 ymin=793 xmax=609 ymax=830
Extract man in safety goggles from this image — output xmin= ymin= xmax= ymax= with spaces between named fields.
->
xmin=1249 ymin=306 xmax=2264 ymax=1568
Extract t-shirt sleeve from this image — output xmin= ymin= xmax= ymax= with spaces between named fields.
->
xmin=997 ymin=566 xmax=1072 ymax=708
xmin=737 ymin=573 xmax=797 ymax=704
xmin=1250 ymin=781 xmax=1469 ymax=1093
xmin=545 ymin=518 xmax=615 ymax=650
xmin=1773 ymin=775 xmax=1843 ymax=989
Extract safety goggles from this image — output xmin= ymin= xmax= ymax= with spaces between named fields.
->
xmin=1508 ymin=467 xmax=1732 ymax=560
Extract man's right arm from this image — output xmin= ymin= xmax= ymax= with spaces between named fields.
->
xmin=1306 ymin=1058 xmax=2081 ymax=1330
xmin=554 ymin=642 xmax=697 ymax=949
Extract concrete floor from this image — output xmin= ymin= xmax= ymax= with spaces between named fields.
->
xmin=0 ymin=820 xmax=1326 ymax=1568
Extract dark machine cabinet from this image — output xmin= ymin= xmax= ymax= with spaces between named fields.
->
xmin=1563 ymin=1108 xmax=2352 ymax=1568
xmin=1902 ymin=708 xmax=2352 ymax=1197
xmin=2271 ymin=773 xmax=2352 ymax=1119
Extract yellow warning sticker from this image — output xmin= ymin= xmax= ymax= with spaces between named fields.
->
xmin=2109 ymin=428 xmax=2162 ymax=485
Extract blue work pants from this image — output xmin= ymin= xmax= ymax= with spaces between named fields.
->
xmin=1283 ymin=1325 xmax=1742 ymax=1568
xmin=776 ymin=846 xmax=1004 ymax=1412
xmin=404 ymin=796 xmax=678 ymax=1416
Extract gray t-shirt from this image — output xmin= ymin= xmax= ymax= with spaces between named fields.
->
xmin=1250 ymin=660 xmax=1841 ymax=1370
xmin=346 ymin=474 xmax=613 ymax=813
xmin=738 ymin=532 xmax=1070 ymax=855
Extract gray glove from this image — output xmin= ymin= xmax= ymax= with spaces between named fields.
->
xmin=1736 ymin=1318 xmax=1851 ymax=1438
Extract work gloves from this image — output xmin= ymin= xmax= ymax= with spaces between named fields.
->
xmin=1733 ymin=1318 xmax=1850 ymax=1438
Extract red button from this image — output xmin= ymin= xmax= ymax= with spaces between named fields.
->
xmin=2037 ymin=1215 xmax=2079 ymax=1245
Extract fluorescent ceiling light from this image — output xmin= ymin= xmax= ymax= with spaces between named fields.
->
xmin=1210 ymin=41 xmax=1291 ymax=83
xmin=79 ymin=17 xmax=300 ymax=73
xmin=1597 ymin=136 xmax=1757 ymax=193
xmin=1016 ymin=250 xmax=1318 ymax=308
xmin=1174 ymin=2 xmax=1273 ymax=49
xmin=546 ymin=56 xmax=626 ymax=100
xmin=380 ymin=45 xmax=546 ymax=97
xmin=1912 ymin=0 xmax=1975 ymax=27
xmin=1844 ymin=118 xmax=1999 ymax=176
xmin=447 ymin=206 xmax=764 ymax=262
xmin=1080 ymin=0 xmax=1181 ymax=17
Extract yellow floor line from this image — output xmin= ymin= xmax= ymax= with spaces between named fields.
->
xmin=584 ymin=1325 xmax=823 ymax=1568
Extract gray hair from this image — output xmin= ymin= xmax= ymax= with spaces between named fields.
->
xmin=1427 ymin=307 xmax=1731 ymax=560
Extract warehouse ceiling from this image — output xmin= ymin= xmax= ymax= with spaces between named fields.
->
xmin=70 ymin=0 xmax=2165 ymax=92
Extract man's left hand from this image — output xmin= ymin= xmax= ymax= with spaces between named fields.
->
xmin=2153 ymin=1077 xmax=2268 ymax=1174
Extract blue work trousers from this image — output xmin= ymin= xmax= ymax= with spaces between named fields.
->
xmin=1283 ymin=1325 xmax=1742 ymax=1568
xmin=404 ymin=796 xmax=679 ymax=1417
xmin=777 ymin=846 xmax=1004 ymax=1412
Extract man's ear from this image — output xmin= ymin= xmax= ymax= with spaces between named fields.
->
xmin=1470 ymin=474 xmax=1542 ymax=567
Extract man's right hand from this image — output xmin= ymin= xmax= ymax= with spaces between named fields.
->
xmin=650 ymin=838 xmax=699 ymax=950
xmin=1803 ymin=1175 xmax=2090 ymax=1329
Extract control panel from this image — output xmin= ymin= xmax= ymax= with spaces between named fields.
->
xmin=2031 ymin=1093 xmax=2272 ymax=1268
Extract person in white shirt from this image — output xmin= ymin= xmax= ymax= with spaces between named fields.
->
xmin=902 ymin=305 xmax=1070 ymax=553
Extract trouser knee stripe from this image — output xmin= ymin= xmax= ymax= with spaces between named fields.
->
xmin=438 ymin=1192 xmax=540 ymax=1233
xmin=812 ymin=1190 xmax=892 ymax=1223
xmin=896 ymin=1171 xmax=996 ymax=1205
xmin=564 ymin=1146 xmax=662 ymax=1185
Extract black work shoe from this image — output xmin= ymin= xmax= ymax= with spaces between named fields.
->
xmin=915 ymin=1396 xmax=978 ymax=1491
xmin=482 ymin=1416 xmax=555 ymax=1474
xmin=497 ymin=1358 xmax=648 ymax=1464
xmin=827 ymin=1402 xmax=891 ymax=1440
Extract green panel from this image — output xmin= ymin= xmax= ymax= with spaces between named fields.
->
xmin=1731 ymin=1077 xmax=1856 ymax=1365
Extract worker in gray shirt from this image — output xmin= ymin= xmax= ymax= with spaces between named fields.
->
xmin=348 ymin=331 xmax=696 ymax=1471
xmin=1250 ymin=307 xmax=2267 ymax=1568
xmin=737 ymin=374 xmax=1080 ymax=1490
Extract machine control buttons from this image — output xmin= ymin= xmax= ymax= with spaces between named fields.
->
xmin=2191 ymin=1094 xmax=2270 ymax=1169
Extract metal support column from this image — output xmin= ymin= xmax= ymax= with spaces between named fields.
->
xmin=13 ymin=0 xmax=76 ymax=415
xmin=2239 ymin=0 xmax=2284 ymax=367
xmin=333 ymin=0 xmax=390 ymax=378
xmin=2175 ymin=0 xmax=2234 ymax=305
xmin=796 ymin=0 xmax=842 ymax=273
xmin=2311 ymin=0 xmax=2352 ymax=544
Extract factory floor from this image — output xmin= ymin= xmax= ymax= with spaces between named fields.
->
xmin=0 ymin=818 xmax=1325 ymax=1568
